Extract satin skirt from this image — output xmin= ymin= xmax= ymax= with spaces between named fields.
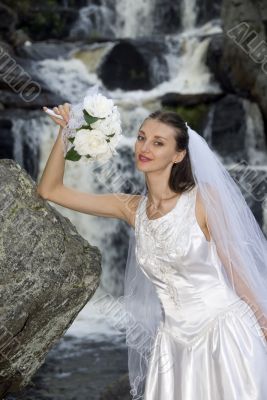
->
xmin=143 ymin=300 xmax=267 ymax=400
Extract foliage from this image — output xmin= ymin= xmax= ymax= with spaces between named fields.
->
xmin=163 ymin=103 xmax=210 ymax=132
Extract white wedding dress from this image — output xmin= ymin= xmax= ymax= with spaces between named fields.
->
xmin=134 ymin=185 xmax=267 ymax=400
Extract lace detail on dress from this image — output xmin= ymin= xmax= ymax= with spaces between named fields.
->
xmin=135 ymin=187 xmax=198 ymax=309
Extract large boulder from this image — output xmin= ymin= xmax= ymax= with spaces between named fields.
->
xmin=196 ymin=0 xmax=222 ymax=26
xmin=0 ymin=4 xmax=17 ymax=42
xmin=97 ymin=38 xmax=169 ymax=91
xmin=0 ymin=159 xmax=102 ymax=399
xmin=207 ymin=0 xmax=267 ymax=130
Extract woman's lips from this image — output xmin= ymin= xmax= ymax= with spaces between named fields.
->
xmin=139 ymin=155 xmax=152 ymax=162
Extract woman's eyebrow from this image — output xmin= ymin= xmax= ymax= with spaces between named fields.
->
xmin=138 ymin=129 xmax=167 ymax=140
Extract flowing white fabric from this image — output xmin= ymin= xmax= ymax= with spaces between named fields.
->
xmin=122 ymin=124 xmax=267 ymax=399
xmin=136 ymin=186 xmax=267 ymax=399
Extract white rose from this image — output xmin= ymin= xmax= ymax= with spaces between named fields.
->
xmin=73 ymin=129 xmax=110 ymax=157
xmin=91 ymin=109 xmax=122 ymax=137
xmin=83 ymin=93 xmax=114 ymax=118
xmin=82 ymin=146 xmax=114 ymax=164
xmin=109 ymin=133 xmax=123 ymax=148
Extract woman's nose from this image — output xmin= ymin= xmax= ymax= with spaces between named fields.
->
xmin=140 ymin=141 xmax=151 ymax=152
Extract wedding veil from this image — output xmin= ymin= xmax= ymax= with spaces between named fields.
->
xmin=122 ymin=123 xmax=267 ymax=399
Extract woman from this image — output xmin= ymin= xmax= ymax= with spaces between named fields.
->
xmin=38 ymin=104 xmax=267 ymax=399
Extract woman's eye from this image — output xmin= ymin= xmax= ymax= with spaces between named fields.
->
xmin=137 ymin=135 xmax=163 ymax=145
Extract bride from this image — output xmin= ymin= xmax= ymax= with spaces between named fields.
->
xmin=38 ymin=103 xmax=267 ymax=400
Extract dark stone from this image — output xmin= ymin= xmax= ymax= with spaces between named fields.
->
xmin=0 ymin=4 xmax=17 ymax=41
xmin=12 ymin=6 xmax=79 ymax=41
xmin=97 ymin=38 xmax=169 ymax=91
xmin=0 ymin=159 xmax=102 ymax=397
xmin=14 ymin=40 xmax=77 ymax=61
xmin=211 ymin=94 xmax=247 ymax=162
xmin=99 ymin=373 xmax=131 ymax=400
xmin=196 ymin=0 xmax=222 ymax=26
xmin=227 ymin=161 xmax=267 ymax=228
xmin=153 ymin=0 xmax=182 ymax=34
xmin=0 ymin=119 xmax=13 ymax=159
xmin=206 ymin=33 xmax=250 ymax=96
xmin=220 ymin=0 xmax=267 ymax=133
xmin=161 ymin=92 xmax=224 ymax=107
xmin=0 ymin=89 xmax=65 ymax=110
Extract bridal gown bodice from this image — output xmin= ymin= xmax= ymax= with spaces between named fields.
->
xmin=134 ymin=185 xmax=267 ymax=400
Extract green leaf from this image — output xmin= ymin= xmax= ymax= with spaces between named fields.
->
xmin=106 ymin=132 xmax=115 ymax=138
xmin=77 ymin=125 xmax=92 ymax=132
xmin=65 ymin=147 xmax=82 ymax=161
xmin=83 ymin=109 xmax=104 ymax=125
xmin=67 ymin=137 xmax=75 ymax=143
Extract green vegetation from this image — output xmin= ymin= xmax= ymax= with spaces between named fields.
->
xmin=163 ymin=103 xmax=210 ymax=132
xmin=2 ymin=0 xmax=79 ymax=11
xmin=1 ymin=0 xmax=78 ymax=40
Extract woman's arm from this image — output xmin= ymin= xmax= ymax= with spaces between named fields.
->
xmin=36 ymin=104 xmax=140 ymax=225
xmin=37 ymin=103 xmax=69 ymax=197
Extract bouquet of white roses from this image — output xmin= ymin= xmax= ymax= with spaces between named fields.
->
xmin=62 ymin=87 xmax=122 ymax=164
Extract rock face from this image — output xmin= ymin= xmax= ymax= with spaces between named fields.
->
xmin=196 ymin=0 xmax=222 ymax=26
xmin=0 ymin=1 xmax=83 ymax=43
xmin=0 ymin=159 xmax=102 ymax=399
xmin=211 ymin=94 xmax=247 ymax=162
xmin=97 ymin=38 xmax=169 ymax=91
xmin=211 ymin=0 xmax=267 ymax=128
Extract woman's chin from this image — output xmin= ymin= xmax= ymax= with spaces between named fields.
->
xmin=136 ymin=161 xmax=153 ymax=171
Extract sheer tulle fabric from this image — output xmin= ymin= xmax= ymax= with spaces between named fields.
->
xmin=121 ymin=124 xmax=267 ymax=399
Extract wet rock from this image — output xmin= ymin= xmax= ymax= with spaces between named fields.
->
xmin=97 ymin=38 xmax=169 ymax=91
xmin=15 ymin=40 xmax=77 ymax=61
xmin=0 ymin=4 xmax=17 ymax=42
xmin=99 ymin=372 xmax=131 ymax=400
xmin=196 ymin=0 xmax=222 ymax=26
xmin=0 ymin=159 xmax=102 ymax=398
xmin=161 ymin=92 xmax=223 ymax=107
xmin=207 ymin=0 xmax=267 ymax=131
xmin=211 ymin=94 xmax=247 ymax=161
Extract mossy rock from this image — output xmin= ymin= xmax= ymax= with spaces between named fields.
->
xmin=163 ymin=103 xmax=210 ymax=132
xmin=1 ymin=1 xmax=79 ymax=40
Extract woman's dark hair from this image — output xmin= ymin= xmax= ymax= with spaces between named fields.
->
xmin=142 ymin=110 xmax=195 ymax=193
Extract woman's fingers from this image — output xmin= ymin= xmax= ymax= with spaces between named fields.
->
xmin=63 ymin=102 xmax=71 ymax=118
xmin=43 ymin=103 xmax=71 ymax=127
xmin=58 ymin=104 xmax=69 ymax=123
xmin=44 ymin=106 xmax=65 ymax=127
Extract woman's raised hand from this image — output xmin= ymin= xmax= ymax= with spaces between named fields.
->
xmin=43 ymin=103 xmax=71 ymax=128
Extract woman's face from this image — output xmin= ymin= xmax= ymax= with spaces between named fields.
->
xmin=135 ymin=118 xmax=185 ymax=171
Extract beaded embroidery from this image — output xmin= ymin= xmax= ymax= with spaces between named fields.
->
xmin=134 ymin=187 xmax=198 ymax=309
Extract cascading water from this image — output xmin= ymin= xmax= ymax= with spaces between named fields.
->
xmin=182 ymin=0 xmax=197 ymax=31
xmin=115 ymin=0 xmax=155 ymax=37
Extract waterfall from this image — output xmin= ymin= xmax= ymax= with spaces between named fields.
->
xmin=70 ymin=3 xmax=116 ymax=39
xmin=182 ymin=0 xmax=197 ymax=31
xmin=115 ymin=0 xmax=155 ymax=37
